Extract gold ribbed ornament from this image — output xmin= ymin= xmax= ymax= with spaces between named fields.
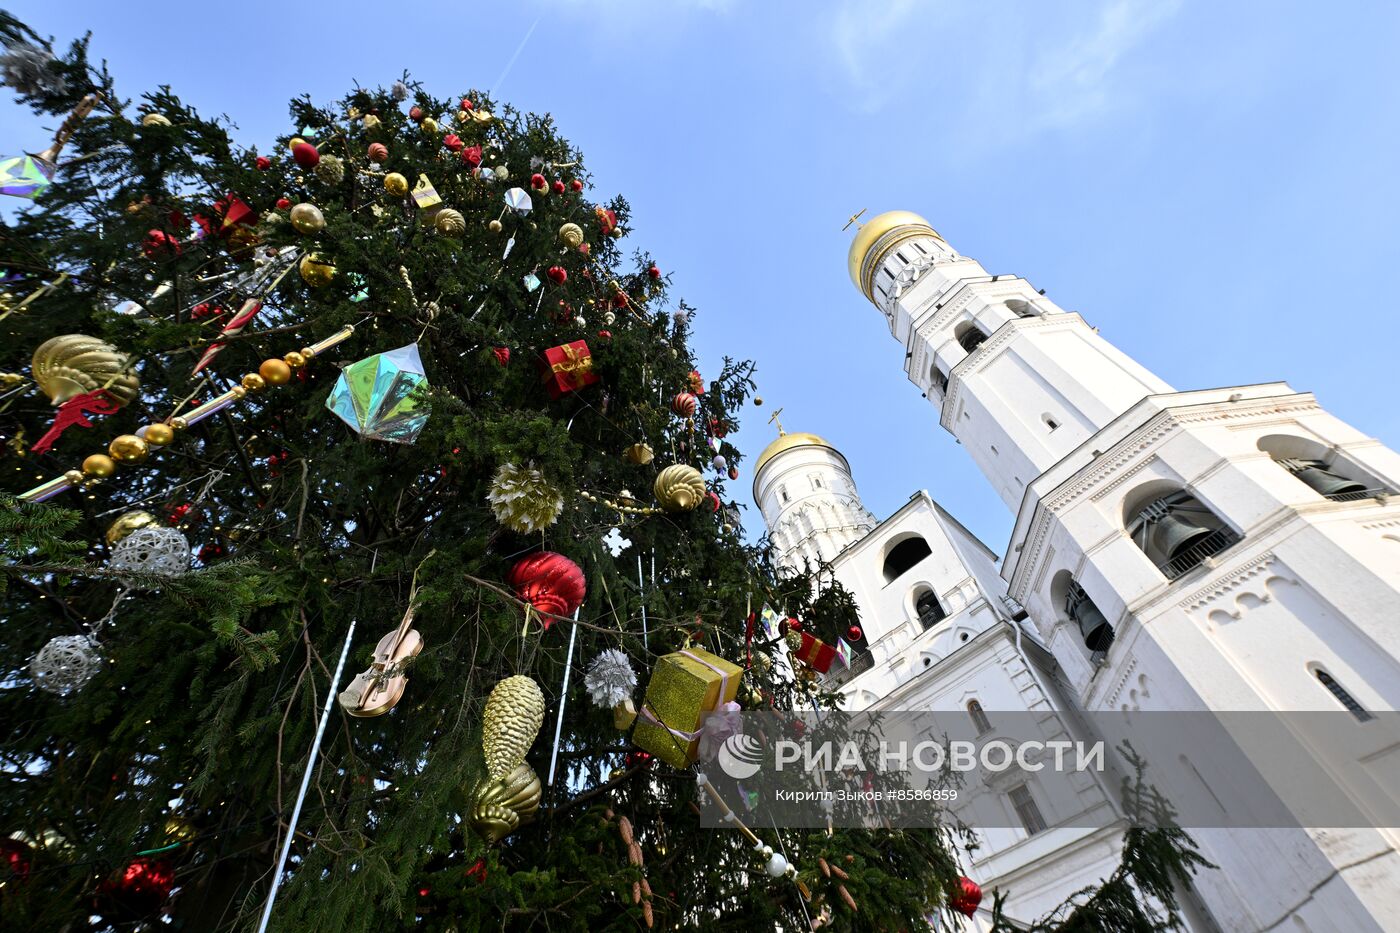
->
xmin=470 ymin=762 xmax=542 ymax=844
xmin=653 ymin=464 xmax=706 ymax=512
xmin=558 ymin=222 xmax=584 ymax=248
xmin=434 ymin=207 xmax=466 ymax=236
xmin=623 ymin=443 xmax=654 ymax=465
xmin=31 ymin=335 xmax=139 ymax=407
xmin=481 ymin=675 xmax=546 ymax=780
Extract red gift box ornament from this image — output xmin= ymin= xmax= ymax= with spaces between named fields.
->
xmin=538 ymin=340 xmax=598 ymax=399
xmin=788 ymin=630 xmax=836 ymax=674
xmin=950 ymin=876 xmax=982 ymax=917
xmin=508 ymin=551 xmax=585 ymax=628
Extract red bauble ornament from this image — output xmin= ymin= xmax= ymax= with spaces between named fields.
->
xmin=530 ymin=172 xmax=547 ymax=192
xmin=461 ymin=98 xmax=474 ymax=111
xmin=671 ymin=392 xmax=697 ymax=417
xmin=409 ymin=105 xmax=424 ymax=122
xmin=492 ymin=346 xmax=510 ymax=367
xmin=255 ymin=155 xmax=271 ymax=170
xmin=291 ymin=141 xmax=320 ymax=168
xmin=612 ymin=292 xmax=629 ymax=309
xmin=570 ymin=179 xmax=583 ymax=192
xmin=847 ymin=625 xmax=863 ymax=642
xmin=546 ymin=266 xmax=568 ymax=285
xmin=461 ymin=145 xmax=482 ymax=167
xmin=367 ymin=142 xmax=388 ymax=162
xmin=508 ymin=552 xmax=586 ymax=623
xmin=443 ymin=133 xmax=464 ymax=152
xmin=551 ymin=179 xmax=565 ymax=194
xmin=464 ymin=857 xmax=488 ymax=883
xmin=625 ymin=750 xmax=653 ymax=767
xmin=648 ymin=264 xmax=661 ymax=280
xmin=950 ymin=876 xmax=982 ymax=917
xmin=728 ymin=466 xmax=739 ymax=481
xmin=786 ymin=617 xmax=802 ymax=633
xmin=276 ymin=197 xmax=291 ymax=210
xmin=98 ymin=857 xmax=176 ymax=921
xmin=708 ymin=417 xmax=728 ymax=438
xmin=706 ymin=491 xmax=722 ymax=513
xmin=142 ymin=229 xmax=181 ymax=258
xmin=2 ymin=838 xmax=32 ymax=885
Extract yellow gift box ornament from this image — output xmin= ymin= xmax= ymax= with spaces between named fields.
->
xmin=632 ymin=647 xmax=742 ymax=769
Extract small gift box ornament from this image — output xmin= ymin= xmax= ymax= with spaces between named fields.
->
xmin=787 ymin=630 xmax=836 ymax=674
xmin=632 ymin=647 xmax=743 ymax=769
xmin=411 ymin=174 xmax=442 ymax=209
xmin=538 ymin=340 xmax=599 ymax=399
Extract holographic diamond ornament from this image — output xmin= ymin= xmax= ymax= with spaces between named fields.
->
xmin=523 ymin=273 xmax=541 ymax=293
xmin=0 ymin=154 xmax=53 ymax=198
xmin=326 ymin=343 xmax=430 ymax=444
xmin=503 ymin=187 xmax=532 ymax=213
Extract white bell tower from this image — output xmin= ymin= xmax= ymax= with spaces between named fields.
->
xmin=850 ymin=210 xmax=1400 ymax=931
xmin=751 ymin=416 xmax=877 ymax=572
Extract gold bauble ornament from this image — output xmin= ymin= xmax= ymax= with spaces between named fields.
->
xmin=170 ymin=416 xmax=188 ymax=431
xmin=288 ymin=202 xmax=325 ymax=234
xmin=470 ymin=109 xmax=495 ymax=125
xmin=299 ymin=253 xmax=336 ymax=288
xmin=241 ymin=373 xmax=267 ymax=393
xmin=421 ymin=117 xmax=439 ymax=134
xmin=259 ymin=358 xmax=292 ymax=385
xmin=362 ymin=113 xmax=381 ymax=130
xmin=482 ymin=675 xmax=546 ymax=780
xmin=623 ymin=443 xmax=654 ymax=465
xmin=64 ymin=469 xmax=84 ymax=485
xmin=84 ymin=453 xmax=118 ymax=480
xmin=108 ymin=434 xmax=149 ymax=463
xmin=384 ymin=172 xmax=409 ymax=196
xmin=754 ymin=396 xmax=764 ymax=406
xmin=140 ymin=113 xmax=171 ymax=126
xmin=654 ymin=464 xmax=706 ymax=512
xmin=470 ymin=761 xmax=541 ymax=845
xmin=31 ymin=335 xmax=139 ymax=407
xmin=488 ymin=219 xmax=503 ymax=233
xmin=283 ymin=351 xmax=307 ymax=370
xmin=143 ymin=423 xmax=175 ymax=446
xmin=558 ymin=222 xmax=584 ymax=249
xmin=434 ymin=207 xmax=466 ymax=237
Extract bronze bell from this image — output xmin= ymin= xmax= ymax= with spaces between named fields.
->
xmin=1291 ymin=462 xmax=1367 ymax=498
xmin=1066 ymin=584 xmax=1113 ymax=653
xmin=1148 ymin=511 xmax=1214 ymax=561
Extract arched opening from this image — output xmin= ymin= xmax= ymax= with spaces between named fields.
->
xmin=1125 ymin=488 xmax=1239 ymax=580
xmin=883 ymin=537 xmax=932 ymax=583
xmin=915 ymin=590 xmax=946 ymax=629
xmin=1313 ymin=668 xmax=1373 ymax=721
xmin=1005 ymin=298 xmax=1036 ymax=318
xmin=954 ymin=320 xmax=988 ymax=355
xmin=929 ymin=362 xmax=948 ymax=395
xmin=1042 ymin=412 xmax=1060 ymax=432
xmin=1066 ymin=581 xmax=1114 ymax=654
xmin=967 ymin=699 xmax=992 ymax=735
xmin=1256 ymin=435 xmax=1385 ymax=503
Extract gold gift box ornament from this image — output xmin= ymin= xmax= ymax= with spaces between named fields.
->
xmin=632 ymin=647 xmax=742 ymax=769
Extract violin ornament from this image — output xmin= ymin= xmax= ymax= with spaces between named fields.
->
xmin=338 ymin=604 xmax=423 ymax=717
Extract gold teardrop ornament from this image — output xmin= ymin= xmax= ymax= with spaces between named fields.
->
xmin=653 ymin=464 xmax=706 ymax=512
xmin=31 ymin=334 xmax=139 ymax=407
xmin=481 ymin=675 xmax=546 ymax=780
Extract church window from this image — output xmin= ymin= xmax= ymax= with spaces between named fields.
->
xmin=1007 ymin=784 xmax=1047 ymax=834
xmin=990 ymin=445 xmax=998 ymax=457
xmin=1006 ymin=298 xmax=1034 ymax=318
xmin=1314 ymin=669 xmax=1373 ymax=721
xmin=896 ymin=250 xmax=908 ymax=263
xmin=883 ymin=537 xmax=933 ymax=583
xmin=1043 ymin=413 xmax=1060 ymax=432
xmin=1065 ymin=580 xmax=1114 ymax=654
xmin=930 ymin=364 xmax=948 ymax=395
xmin=779 ymin=485 xmax=789 ymax=504
xmin=914 ymin=241 xmax=928 ymax=255
xmin=916 ymin=590 xmax=946 ymax=629
xmin=1125 ymin=489 xmax=1238 ymax=580
xmin=1274 ymin=457 xmax=1376 ymax=502
xmin=967 ymin=700 xmax=992 ymax=735
xmin=954 ymin=320 xmax=988 ymax=354
xmin=1256 ymin=435 xmax=1389 ymax=502
xmin=812 ymin=475 xmax=824 ymax=489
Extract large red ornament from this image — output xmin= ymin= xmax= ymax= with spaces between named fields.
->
xmin=671 ymin=392 xmax=697 ymax=417
xmin=461 ymin=145 xmax=482 ymax=167
xmin=409 ymin=105 xmax=424 ymax=123
xmin=728 ymin=466 xmax=739 ymax=481
xmin=570 ymin=179 xmax=583 ymax=192
xmin=950 ymin=876 xmax=982 ymax=917
xmin=291 ymin=141 xmax=320 ymax=168
xmin=276 ymin=197 xmax=291 ymax=210
xmin=461 ymin=98 xmax=474 ymax=111
xmin=551 ymin=179 xmax=565 ymax=194
xmin=546 ymin=266 xmax=568 ymax=285
xmin=705 ymin=491 xmax=722 ymax=513
xmin=492 ymin=346 xmax=510 ymax=367
xmin=530 ymin=172 xmax=548 ymax=192
xmin=443 ymin=134 xmax=464 ymax=152
xmin=508 ymin=552 xmax=586 ymax=625
xmin=648 ymin=264 xmax=661 ymax=280
xmin=367 ymin=142 xmax=388 ymax=162
xmin=142 ymin=229 xmax=181 ymax=258
xmin=847 ymin=625 xmax=863 ymax=642
xmin=98 ymin=857 xmax=176 ymax=921
xmin=2 ymin=838 xmax=32 ymax=885
xmin=255 ymin=155 xmax=271 ymax=170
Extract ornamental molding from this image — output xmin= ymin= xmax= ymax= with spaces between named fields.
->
xmin=1176 ymin=553 xmax=1279 ymax=610
xmin=1103 ymin=655 xmax=1139 ymax=708
xmin=1360 ymin=517 xmax=1400 ymax=531
xmin=942 ymin=314 xmax=1068 ymax=429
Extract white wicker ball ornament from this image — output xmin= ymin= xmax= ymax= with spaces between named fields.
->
xmin=108 ymin=526 xmax=190 ymax=581
xmin=30 ymin=635 xmax=101 ymax=696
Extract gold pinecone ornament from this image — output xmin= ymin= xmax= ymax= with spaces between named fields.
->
xmin=472 ymin=675 xmax=546 ymax=843
xmin=31 ymin=334 xmax=139 ymax=407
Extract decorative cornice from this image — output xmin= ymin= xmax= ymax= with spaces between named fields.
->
xmin=1103 ymin=655 xmax=1138 ymax=708
xmin=942 ymin=313 xmax=1069 ymax=430
xmin=1176 ymin=553 xmax=1278 ymax=610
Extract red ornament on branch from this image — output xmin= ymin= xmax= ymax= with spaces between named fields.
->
xmin=671 ymin=393 xmax=697 ymax=417
xmin=275 ymin=197 xmax=291 ymax=210
xmin=291 ymin=141 xmax=320 ymax=168
xmin=648 ymin=264 xmax=661 ymax=280
xmin=255 ymin=155 xmax=271 ymax=170
xmin=142 ymin=229 xmax=181 ymax=258
xmin=847 ymin=625 xmax=863 ymax=642
xmin=461 ymin=145 xmax=482 ymax=167
xmin=570 ymin=179 xmax=583 ymax=192
xmin=705 ymin=491 xmax=721 ymax=513
xmin=551 ymin=179 xmax=565 ymax=194
xmin=409 ymin=105 xmax=424 ymax=123
xmin=508 ymin=552 xmax=586 ymax=626
xmin=97 ymin=857 xmax=176 ymax=921
xmin=30 ymin=389 xmax=123 ymax=455
xmin=530 ymin=172 xmax=547 ymax=192
xmin=367 ymin=142 xmax=388 ymax=162
xmin=460 ymin=98 xmax=474 ymax=111
xmin=546 ymin=266 xmax=567 ymax=285
xmin=492 ymin=346 xmax=510 ymax=367
xmin=443 ymin=134 xmax=464 ymax=152
xmin=950 ymin=876 xmax=983 ymax=917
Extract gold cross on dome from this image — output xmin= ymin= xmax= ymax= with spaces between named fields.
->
xmin=768 ymin=407 xmax=785 ymax=436
xmin=842 ymin=209 xmax=867 ymax=232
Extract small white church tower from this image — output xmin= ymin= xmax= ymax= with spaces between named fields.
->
xmin=848 ymin=210 xmax=1400 ymax=931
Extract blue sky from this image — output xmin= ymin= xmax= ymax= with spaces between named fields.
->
xmin=5 ymin=0 xmax=1399 ymax=555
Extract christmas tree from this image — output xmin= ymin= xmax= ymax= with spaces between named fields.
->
xmin=0 ymin=14 xmax=1208 ymax=932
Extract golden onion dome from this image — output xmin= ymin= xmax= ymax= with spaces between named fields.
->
xmin=753 ymin=432 xmax=833 ymax=475
xmin=847 ymin=210 xmax=943 ymax=303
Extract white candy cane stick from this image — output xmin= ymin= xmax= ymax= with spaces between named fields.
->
xmin=547 ymin=607 xmax=582 ymax=786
